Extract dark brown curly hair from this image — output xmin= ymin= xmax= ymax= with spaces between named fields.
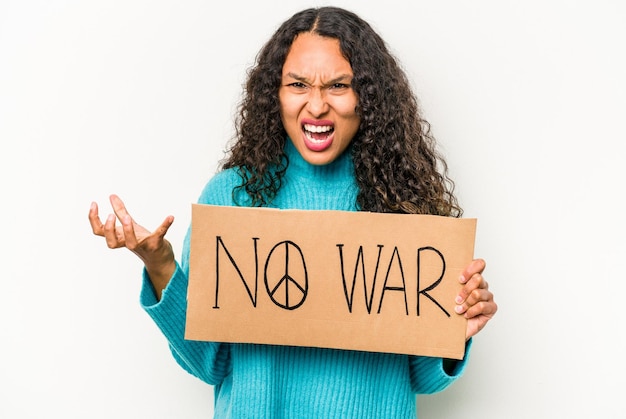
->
xmin=221 ymin=6 xmax=462 ymax=217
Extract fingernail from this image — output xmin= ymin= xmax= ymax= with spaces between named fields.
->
xmin=455 ymin=305 xmax=463 ymax=314
xmin=455 ymin=296 xmax=463 ymax=304
xmin=459 ymin=275 xmax=467 ymax=284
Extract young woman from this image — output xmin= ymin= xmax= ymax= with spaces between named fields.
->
xmin=89 ymin=6 xmax=497 ymax=418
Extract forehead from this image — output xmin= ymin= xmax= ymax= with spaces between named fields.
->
xmin=282 ymin=32 xmax=353 ymax=78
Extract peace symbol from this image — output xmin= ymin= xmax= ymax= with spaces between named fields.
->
xmin=264 ymin=240 xmax=309 ymax=310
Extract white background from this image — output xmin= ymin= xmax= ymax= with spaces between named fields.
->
xmin=1 ymin=0 xmax=624 ymax=417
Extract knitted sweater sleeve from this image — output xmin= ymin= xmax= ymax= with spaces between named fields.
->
xmin=139 ymin=170 xmax=242 ymax=385
xmin=409 ymin=338 xmax=472 ymax=394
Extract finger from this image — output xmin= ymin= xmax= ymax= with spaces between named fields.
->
xmin=124 ymin=214 xmax=174 ymax=251
xmin=109 ymin=194 xmax=132 ymax=224
xmin=88 ymin=202 xmax=105 ymax=236
xmin=464 ymin=296 xmax=498 ymax=320
xmin=463 ymin=287 xmax=496 ymax=317
xmin=455 ymin=279 xmax=489 ymax=315
xmin=455 ymin=272 xmax=484 ymax=306
xmin=465 ymin=287 xmax=490 ymax=309
xmin=121 ymin=214 xmax=139 ymax=250
xmin=459 ymin=258 xmax=486 ymax=284
xmin=102 ymin=213 xmax=124 ymax=248
xmin=139 ymin=216 xmax=174 ymax=252
xmin=154 ymin=215 xmax=175 ymax=239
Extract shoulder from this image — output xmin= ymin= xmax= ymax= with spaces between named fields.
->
xmin=197 ymin=167 xmax=250 ymax=206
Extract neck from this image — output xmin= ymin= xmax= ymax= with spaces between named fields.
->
xmin=284 ymin=138 xmax=354 ymax=180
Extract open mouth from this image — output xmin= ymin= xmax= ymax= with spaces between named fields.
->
xmin=303 ymin=123 xmax=334 ymax=151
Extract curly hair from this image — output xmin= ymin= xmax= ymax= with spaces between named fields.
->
xmin=221 ymin=6 xmax=462 ymax=217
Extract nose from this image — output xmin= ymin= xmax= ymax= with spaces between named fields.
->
xmin=307 ymin=88 xmax=329 ymax=117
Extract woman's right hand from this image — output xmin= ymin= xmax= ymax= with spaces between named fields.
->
xmin=88 ymin=194 xmax=176 ymax=300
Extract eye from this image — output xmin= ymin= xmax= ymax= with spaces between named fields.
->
xmin=330 ymin=83 xmax=350 ymax=90
xmin=287 ymin=82 xmax=307 ymax=89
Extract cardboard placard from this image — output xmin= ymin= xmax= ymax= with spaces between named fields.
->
xmin=186 ymin=204 xmax=476 ymax=360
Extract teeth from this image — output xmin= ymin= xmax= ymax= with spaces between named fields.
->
xmin=304 ymin=124 xmax=332 ymax=133
xmin=305 ymin=131 xmax=326 ymax=143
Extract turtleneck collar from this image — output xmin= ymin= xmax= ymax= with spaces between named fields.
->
xmin=284 ymin=137 xmax=355 ymax=182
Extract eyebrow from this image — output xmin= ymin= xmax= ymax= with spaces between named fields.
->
xmin=284 ymin=72 xmax=353 ymax=86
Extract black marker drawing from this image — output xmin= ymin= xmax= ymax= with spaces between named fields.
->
xmin=213 ymin=236 xmax=260 ymax=309
xmin=264 ymin=240 xmax=309 ymax=310
xmin=377 ymin=246 xmax=409 ymax=315
xmin=416 ymin=246 xmax=449 ymax=317
xmin=337 ymin=244 xmax=384 ymax=314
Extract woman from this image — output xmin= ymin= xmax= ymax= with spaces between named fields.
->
xmin=89 ymin=6 xmax=497 ymax=418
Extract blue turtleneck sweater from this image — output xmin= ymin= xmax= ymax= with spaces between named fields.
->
xmin=140 ymin=139 xmax=471 ymax=418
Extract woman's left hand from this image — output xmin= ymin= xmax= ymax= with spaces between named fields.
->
xmin=455 ymin=258 xmax=497 ymax=340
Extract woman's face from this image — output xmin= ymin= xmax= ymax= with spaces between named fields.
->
xmin=279 ymin=32 xmax=360 ymax=166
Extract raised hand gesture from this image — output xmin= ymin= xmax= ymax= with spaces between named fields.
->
xmin=88 ymin=194 xmax=176 ymax=300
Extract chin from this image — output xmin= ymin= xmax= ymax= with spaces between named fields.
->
xmin=301 ymin=151 xmax=338 ymax=166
